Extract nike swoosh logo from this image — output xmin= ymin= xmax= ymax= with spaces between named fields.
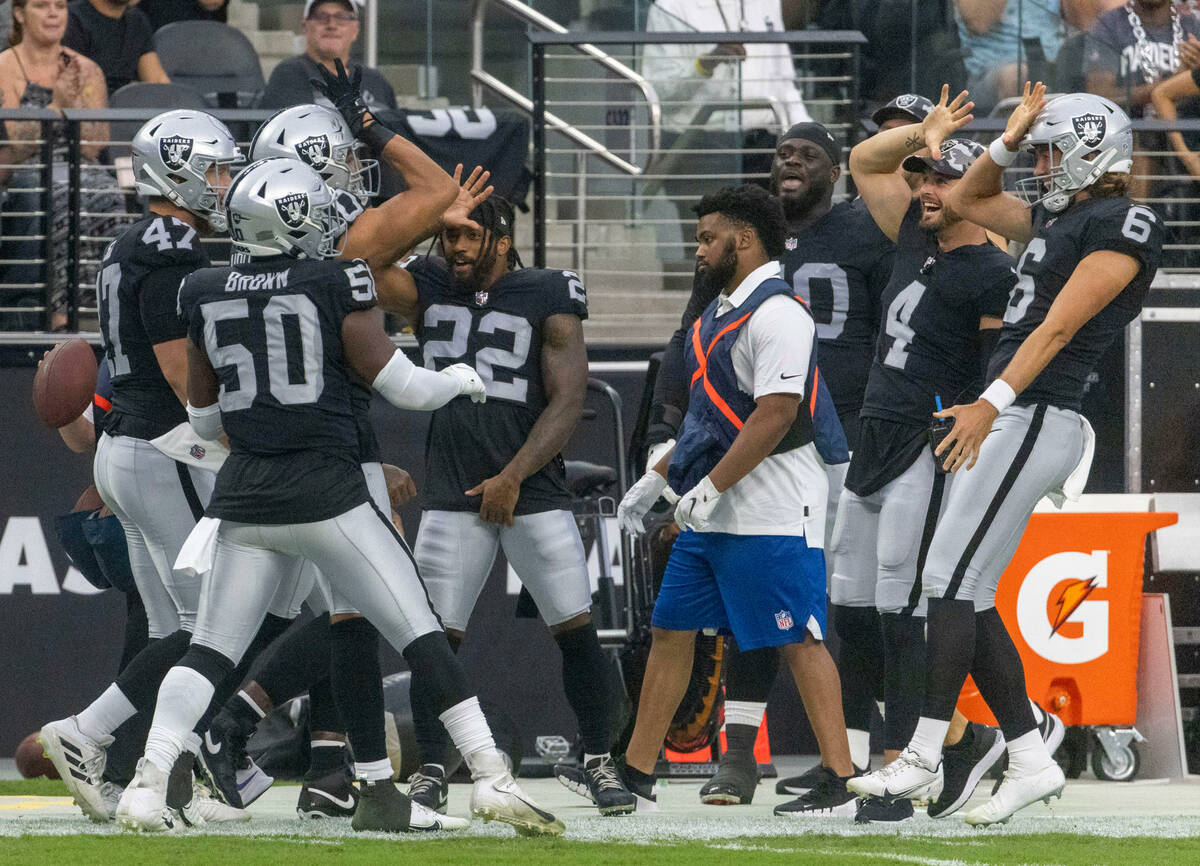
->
xmin=779 ymin=372 xmax=804 ymax=380
xmin=495 ymin=783 xmax=557 ymax=823
xmin=308 ymin=788 xmax=356 ymax=810
xmin=204 ymin=732 xmax=222 ymax=755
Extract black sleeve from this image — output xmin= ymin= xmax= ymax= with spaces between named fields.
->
xmin=647 ymin=325 xmax=689 ymax=445
xmin=1080 ymin=202 xmax=1165 ymax=271
xmin=140 ymin=264 xmax=195 ymax=344
xmin=334 ymin=259 xmax=379 ymax=316
xmin=61 ymin=12 xmax=88 ymax=55
xmin=130 ymin=8 xmax=156 ymax=58
xmin=545 ymin=269 xmax=588 ymax=320
xmin=979 ymin=257 xmax=1017 ymax=319
xmin=977 ymin=326 xmax=1001 ymax=382
xmin=260 ymin=58 xmax=316 ymax=110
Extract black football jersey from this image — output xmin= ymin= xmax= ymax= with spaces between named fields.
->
xmin=989 ymin=196 xmax=1163 ymax=411
xmin=97 ymin=215 xmax=209 ymax=439
xmin=178 ymin=255 xmax=379 ymax=524
xmin=862 ymin=200 xmax=1016 ymax=427
xmin=400 ymin=256 xmax=588 ymax=515
xmin=335 ymin=194 xmax=379 ymax=465
xmin=779 ymin=200 xmax=894 ymax=415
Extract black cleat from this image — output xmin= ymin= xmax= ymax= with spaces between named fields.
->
xmin=582 ymin=756 xmax=636 ymax=816
xmin=406 ymin=764 xmax=449 ymax=814
xmin=298 ymin=767 xmax=359 ymax=819
xmin=776 ymin=761 xmax=867 ymax=796
xmin=195 ymin=712 xmax=253 ymax=809
xmin=774 ymin=767 xmax=858 ymax=817
xmin=929 ymin=723 xmax=1006 ymax=819
xmin=553 ymin=761 xmax=593 ymax=802
xmin=855 ymin=795 xmax=914 ymax=823
xmin=699 ymin=749 xmax=759 ymax=805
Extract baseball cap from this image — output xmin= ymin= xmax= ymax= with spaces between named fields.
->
xmin=902 ymin=138 xmax=985 ymax=179
xmin=871 ymin=93 xmax=934 ymax=126
xmin=304 ymin=0 xmax=362 ymax=18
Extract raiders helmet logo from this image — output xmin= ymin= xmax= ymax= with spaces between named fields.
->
xmin=295 ymin=134 xmax=331 ymax=169
xmin=1072 ymin=113 xmax=1106 ymax=148
xmin=939 ymin=140 xmax=967 ymax=174
xmin=275 ymin=192 xmax=310 ymax=228
xmin=159 ymin=135 xmax=194 ymax=170
xmin=896 ymin=94 xmax=918 ymax=108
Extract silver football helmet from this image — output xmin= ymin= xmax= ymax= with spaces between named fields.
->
xmin=249 ymin=104 xmax=379 ymax=204
xmin=132 ymin=110 xmax=244 ymax=231
xmin=1015 ymin=93 xmax=1133 ymax=213
xmin=224 ymin=158 xmax=347 ymax=260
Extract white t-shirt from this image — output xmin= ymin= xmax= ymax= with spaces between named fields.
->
xmin=693 ymin=261 xmax=828 ymax=540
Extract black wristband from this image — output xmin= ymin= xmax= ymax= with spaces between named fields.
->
xmin=360 ymin=121 xmax=397 ymax=154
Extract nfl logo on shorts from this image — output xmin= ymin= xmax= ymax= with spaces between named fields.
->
xmin=189 ymin=443 xmax=206 ymax=460
xmin=775 ymin=609 xmax=794 ymax=630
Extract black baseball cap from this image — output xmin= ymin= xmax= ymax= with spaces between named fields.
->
xmin=872 ymin=93 xmax=934 ymax=126
xmin=902 ymin=138 xmax=985 ymax=179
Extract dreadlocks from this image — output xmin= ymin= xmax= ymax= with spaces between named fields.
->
xmin=470 ymin=196 xmax=523 ymax=271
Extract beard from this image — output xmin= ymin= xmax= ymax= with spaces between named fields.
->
xmin=696 ymin=238 xmax=739 ymax=297
xmin=449 ymin=248 xmax=498 ymax=294
xmin=778 ymin=181 xmax=826 ymax=223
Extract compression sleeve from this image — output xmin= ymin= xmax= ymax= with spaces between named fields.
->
xmin=371 ymin=348 xmax=462 ymax=411
xmin=187 ymin=402 xmax=223 ymax=440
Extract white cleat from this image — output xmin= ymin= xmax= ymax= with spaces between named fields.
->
xmin=847 ymin=748 xmax=943 ymax=801
xmin=964 ymin=762 xmax=1065 ymax=826
xmin=409 ymin=800 xmax=470 ymax=832
xmin=471 ymin=773 xmax=565 ymax=836
xmin=38 ymin=717 xmax=114 ymax=823
xmin=98 ymin=782 xmax=124 ymax=821
xmin=115 ymin=758 xmax=180 ymax=834
xmin=181 ymin=781 xmax=251 ymax=825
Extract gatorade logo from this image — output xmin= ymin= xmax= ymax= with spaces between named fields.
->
xmin=1015 ymin=550 xmax=1109 ymax=664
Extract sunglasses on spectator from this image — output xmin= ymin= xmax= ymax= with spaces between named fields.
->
xmin=310 ymin=11 xmax=357 ymax=24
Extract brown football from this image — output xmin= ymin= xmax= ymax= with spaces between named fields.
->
xmin=32 ymin=339 xmax=98 ymax=428
xmin=15 ymin=731 xmax=59 ymax=779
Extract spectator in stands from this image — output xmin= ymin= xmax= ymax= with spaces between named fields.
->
xmin=137 ymin=0 xmax=227 ymax=32
xmin=260 ymin=0 xmax=396 ymax=112
xmin=0 ymin=1 xmax=11 ymax=44
xmin=62 ymin=0 xmax=170 ymax=95
xmin=1151 ymin=61 xmax=1200 ymax=177
xmin=954 ymin=0 xmax=1066 ymax=114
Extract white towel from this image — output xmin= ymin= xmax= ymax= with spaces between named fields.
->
xmin=175 ymin=517 xmax=221 ymax=577
xmin=1048 ymin=416 xmax=1095 ymax=509
xmin=150 ymin=423 xmax=229 ymax=470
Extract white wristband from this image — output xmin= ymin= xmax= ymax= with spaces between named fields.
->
xmin=989 ymin=137 xmax=1018 ymax=167
xmin=980 ymin=379 xmax=1017 ymax=413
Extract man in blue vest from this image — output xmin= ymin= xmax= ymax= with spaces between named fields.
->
xmin=617 ymin=184 xmax=857 ymax=816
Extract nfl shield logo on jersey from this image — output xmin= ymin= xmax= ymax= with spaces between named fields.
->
xmin=159 ymin=135 xmax=193 ymax=170
xmin=275 ymin=192 xmax=310 ymax=228
xmin=1072 ymin=113 xmax=1106 ymax=148
xmin=475 ymin=290 xmax=489 ymax=305
xmin=295 ymin=134 xmax=331 ymax=169
xmin=775 ymin=609 xmax=794 ymax=630
xmin=785 ymin=236 xmax=798 ymax=251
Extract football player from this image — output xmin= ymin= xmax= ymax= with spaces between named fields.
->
xmin=369 ymin=195 xmax=635 ymax=817
xmin=850 ymin=84 xmax=1163 ymax=825
xmin=117 ymin=158 xmax=563 ymax=837
xmin=38 ymin=110 xmax=252 ymax=826
xmin=835 ymin=90 xmax=1015 ymax=822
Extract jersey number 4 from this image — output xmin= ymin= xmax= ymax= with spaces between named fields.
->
xmin=422 ymin=304 xmax=532 ymax=402
xmin=882 ymin=279 xmax=927 ymax=370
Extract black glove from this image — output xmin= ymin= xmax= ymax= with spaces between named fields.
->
xmin=312 ymin=58 xmax=370 ymax=134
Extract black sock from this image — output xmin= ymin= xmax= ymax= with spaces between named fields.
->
xmin=880 ymin=612 xmax=927 ymax=752
xmin=554 ymin=623 xmax=613 ymax=756
xmin=970 ymin=607 xmax=1038 ymax=742
xmin=308 ymin=676 xmax=343 ymax=734
xmin=623 ymin=762 xmax=655 ymax=787
xmin=114 ymin=629 xmax=192 ymax=711
xmin=832 ymin=604 xmax=884 ymax=731
xmin=194 ymin=613 xmax=292 ymax=736
xmin=253 ymin=613 xmax=333 ymax=706
xmin=306 ymin=741 xmax=348 ymax=779
xmin=222 ymin=690 xmax=263 ymax=732
xmin=921 ymin=598 xmax=977 ymax=722
xmin=102 ymin=711 xmax=151 ymax=786
xmin=725 ymin=643 xmax=779 ymax=703
xmin=329 ymin=617 xmax=387 ymax=765
xmin=408 ymin=632 xmax=462 ymax=767
xmin=118 ymin=589 xmax=149 ymax=673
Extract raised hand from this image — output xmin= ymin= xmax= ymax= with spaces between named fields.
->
xmin=311 ymin=58 xmax=370 ymax=134
xmin=1002 ymin=81 xmax=1048 ymax=150
xmin=921 ymin=84 xmax=975 ymax=155
xmin=442 ymin=164 xmax=494 ymax=232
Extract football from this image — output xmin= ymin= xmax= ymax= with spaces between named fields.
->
xmin=32 ymin=339 xmax=97 ymax=429
xmin=14 ymin=732 xmax=58 ymax=779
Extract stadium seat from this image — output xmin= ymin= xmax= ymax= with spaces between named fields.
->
xmin=153 ymin=21 xmax=266 ymax=109
xmin=108 ymin=82 xmax=211 ymax=145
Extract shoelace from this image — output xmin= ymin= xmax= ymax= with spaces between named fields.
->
xmin=80 ymin=748 xmax=106 ymax=784
xmin=876 ymin=750 xmax=925 ymax=781
xmin=586 ymin=760 xmax=625 ymax=793
xmin=407 ymin=771 xmax=442 ymax=799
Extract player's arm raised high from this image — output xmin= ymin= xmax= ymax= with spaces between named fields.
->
xmin=850 ymin=84 xmax=974 ymax=241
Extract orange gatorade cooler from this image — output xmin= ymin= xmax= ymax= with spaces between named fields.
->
xmin=959 ymin=511 xmax=1176 ymax=727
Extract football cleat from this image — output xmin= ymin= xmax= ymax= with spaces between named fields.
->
xmin=235 ymin=757 xmax=274 ymax=806
xmin=298 ymin=767 xmax=359 ymax=819
xmin=406 ymin=764 xmax=449 ymax=814
xmin=699 ymin=749 xmax=759 ymax=805
xmin=552 ymin=761 xmax=592 ymax=802
xmin=964 ymin=762 xmax=1065 ymax=826
xmin=115 ymin=758 xmax=178 ymax=834
xmin=98 ymin=782 xmax=124 ymax=821
xmin=847 ymin=749 xmax=942 ymax=802
xmin=581 ymin=755 xmax=636 ymax=816
xmin=38 ymin=717 xmax=114 ymax=822
xmin=776 ymin=760 xmax=868 ymax=796
xmin=351 ymin=779 xmax=468 ymax=833
xmin=1036 ymin=702 xmax=1066 ymax=757
xmin=196 ymin=714 xmax=251 ymax=808
xmin=409 ymin=800 xmax=469 ymax=832
xmin=182 ymin=781 xmax=251 ymax=825
xmin=855 ymin=795 xmax=914 ymax=824
xmin=929 ymin=723 xmax=1005 ymax=819
xmin=471 ymin=772 xmax=565 ymax=836
xmin=774 ymin=767 xmax=858 ymax=817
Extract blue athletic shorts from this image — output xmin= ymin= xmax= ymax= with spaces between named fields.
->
xmin=651 ymin=530 xmax=827 ymax=650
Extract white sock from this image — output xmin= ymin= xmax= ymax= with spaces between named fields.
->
xmin=143 ymin=667 xmax=215 ymax=773
xmin=723 ymin=700 xmax=765 ymax=729
xmin=439 ymin=697 xmax=504 ymax=779
xmin=75 ymin=684 xmax=136 ymax=741
xmin=908 ymin=717 xmax=951 ymax=769
xmin=1029 ymin=699 xmax=1045 ymax=725
xmin=184 ymin=731 xmax=201 ymax=756
xmin=847 ymin=728 xmax=871 ymax=770
xmin=1006 ymin=729 xmax=1053 ymax=776
xmin=354 ymin=758 xmax=393 ymax=782
xmin=238 ymin=690 xmax=267 ymax=719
